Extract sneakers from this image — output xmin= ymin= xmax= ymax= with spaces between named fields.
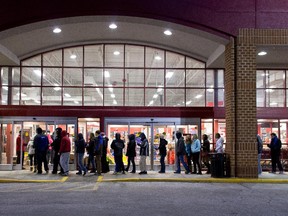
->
xmin=130 ymin=171 xmax=136 ymax=173
xmin=139 ymin=171 xmax=147 ymax=175
xmin=174 ymin=171 xmax=181 ymax=174
xmin=76 ymin=172 xmax=82 ymax=175
xmin=112 ymin=171 xmax=118 ymax=175
xmin=83 ymin=171 xmax=86 ymax=176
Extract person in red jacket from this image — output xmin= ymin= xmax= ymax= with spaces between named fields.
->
xmin=59 ymin=130 xmax=71 ymax=176
xmin=16 ymin=130 xmax=26 ymax=169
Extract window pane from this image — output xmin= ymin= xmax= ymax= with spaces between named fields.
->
xmin=125 ymin=69 xmax=144 ymax=87
xmin=146 ymin=47 xmax=164 ymax=68
xmin=125 ymin=88 xmax=144 ymax=106
xmin=145 ymin=69 xmax=164 ymax=87
xmin=1 ymin=67 xmax=8 ymax=85
xmin=166 ymin=88 xmax=184 ymax=107
xmin=63 ymin=68 xmax=82 ymax=86
xmin=166 ymin=70 xmax=185 ymax=87
xmin=84 ymin=45 xmax=103 ymax=67
xmin=43 ymin=87 xmax=61 ymax=105
xmin=257 ymin=89 xmax=265 ymax=107
xmin=186 ymin=89 xmax=205 ymax=107
xmin=22 ymin=67 xmax=41 ymax=86
xmin=84 ymin=69 xmax=103 ymax=87
xmin=267 ymin=70 xmax=284 ymax=88
xmin=104 ymin=88 xmax=123 ymax=106
xmin=43 ymin=68 xmax=62 ymax=86
xmin=12 ymin=87 xmax=19 ymax=105
xmin=125 ymin=45 xmax=144 ymax=67
xmin=43 ymin=50 xmax=62 ymax=66
xmin=206 ymin=70 xmax=214 ymax=88
xmin=63 ymin=88 xmax=82 ymax=106
xmin=105 ymin=45 xmax=124 ymax=67
xmin=84 ymin=87 xmax=103 ymax=106
xmin=217 ymin=69 xmax=224 ymax=88
xmin=104 ymin=69 xmax=124 ymax=87
xmin=64 ymin=47 xmax=83 ymax=67
xmin=22 ymin=55 xmax=41 ymax=66
xmin=12 ymin=67 xmax=20 ymax=85
xmin=206 ymin=89 xmax=214 ymax=107
xmin=145 ymin=88 xmax=164 ymax=106
xmin=257 ymin=70 xmax=266 ymax=88
xmin=186 ymin=70 xmax=205 ymax=87
xmin=217 ymin=89 xmax=225 ymax=107
xmin=21 ymin=87 xmax=41 ymax=105
xmin=166 ymin=52 xmax=184 ymax=68
xmin=186 ymin=57 xmax=205 ymax=68
xmin=266 ymin=89 xmax=285 ymax=107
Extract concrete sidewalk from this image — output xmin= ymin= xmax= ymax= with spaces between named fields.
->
xmin=0 ymin=170 xmax=288 ymax=184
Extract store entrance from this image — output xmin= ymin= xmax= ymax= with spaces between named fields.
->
xmin=105 ymin=117 xmax=200 ymax=171
xmin=0 ymin=117 xmax=77 ymax=170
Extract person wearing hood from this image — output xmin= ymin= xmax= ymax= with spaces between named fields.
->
xmin=137 ymin=133 xmax=149 ymax=175
xmin=111 ymin=133 xmax=125 ymax=174
xmin=51 ymin=127 xmax=64 ymax=174
xmin=75 ymin=133 xmax=87 ymax=176
xmin=33 ymin=127 xmax=49 ymax=174
xmin=157 ymin=134 xmax=168 ymax=173
xmin=125 ymin=134 xmax=136 ymax=173
xmin=59 ymin=130 xmax=71 ymax=176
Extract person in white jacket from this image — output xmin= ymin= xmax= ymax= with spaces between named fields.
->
xmin=215 ymin=133 xmax=224 ymax=153
xmin=27 ymin=138 xmax=36 ymax=172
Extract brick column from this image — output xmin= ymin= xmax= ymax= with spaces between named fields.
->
xmin=225 ymin=30 xmax=258 ymax=178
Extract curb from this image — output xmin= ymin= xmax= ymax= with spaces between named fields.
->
xmin=0 ymin=176 xmax=68 ymax=183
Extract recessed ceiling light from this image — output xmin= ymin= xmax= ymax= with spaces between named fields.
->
xmin=155 ymin=55 xmax=162 ymax=60
xmin=53 ymin=27 xmax=62 ymax=33
xmin=64 ymin=93 xmax=71 ymax=98
xmin=104 ymin=71 xmax=110 ymax=78
xmin=164 ymin=30 xmax=172 ymax=36
xmin=186 ymin=101 xmax=192 ymax=105
xmin=113 ymin=100 xmax=117 ymax=105
xmin=111 ymin=94 xmax=115 ymax=98
xmin=195 ymin=94 xmax=203 ymax=99
xmin=113 ymin=51 xmax=120 ymax=55
xmin=258 ymin=51 xmax=267 ymax=56
xmin=53 ymin=87 xmax=61 ymax=91
xmin=2 ymin=86 xmax=8 ymax=90
xmin=166 ymin=72 xmax=174 ymax=78
xmin=153 ymin=94 xmax=158 ymax=98
xmin=109 ymin=23 xmax=117 ymax=29
xmin=74 ymin=101 xmax=79 ymax=104
xmin=70 ymin=54 xmax=77 ymax=59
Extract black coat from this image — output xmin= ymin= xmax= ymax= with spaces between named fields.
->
xmin=126 ymin=140 xmax=136 ymax=157
xmin=159 ymin=138 xmax=168 ymax=156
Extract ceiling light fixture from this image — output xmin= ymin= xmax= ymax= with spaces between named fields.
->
xmin=195 ymin=94 xmax=203 ymax=99
xmin=258 ymin=51 xmax=267 ymax=56
xmin=155 ymin=55 xmax=162 ymax=60
xmin=109 ymin=23 xmax=117 ymax=29
xmin=74 ymin=101 xmax=79 ymax=104
xmin=104 ymin=71 xmax=110 ymax=78
xmin=164 ymin=30 xmax=172 ymax=36
xmin=113 ymin=100 xmax=117 ymax=105
xmin=64 ymin=93 xmax=71 ymax=98
xmin=111 ymin=94 xmax=115 ymax=98
xmin=166 ymin=71 xmax=174 ymax=78
xmin=70 ymin=54 xmax=77 ymax=59
xmin=153 ymin=94 xmax=158 ymax=98
xmin=53 ymin=27 xmax=62 ymax=33
xmin=113 ymin=51 xmax=120 ymax=55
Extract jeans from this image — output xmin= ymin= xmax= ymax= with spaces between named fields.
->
xmin=160 ymin=154 xmax=166 ymax=172
xmin=77 ymin=153 xmax=87 ymax=173
xmin=258 ymin=153 xmax=262 ymax=174
xmin=271 ymin=150 xmax=283 ymax=172
xmin=114 ymin=155 xmax=124 ymax=172
xmin=126 ymin=156 xmax=136 ymax=172
xmin=192 ymin=152 xmax=201 ymax=173
xmin=176 ymin=154 xmax=189 ymax=173
xmin=88 ymin=153 xmax=96 ymax=171
xmin=36 ymin=151 xmax=49 ymax=173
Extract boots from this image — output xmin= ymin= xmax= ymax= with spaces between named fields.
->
xmin=33 ymin=166 xmax=37 ymax=173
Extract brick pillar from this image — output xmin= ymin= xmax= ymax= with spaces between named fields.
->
xmin=225 ymin=30 xmax=258 ymax=178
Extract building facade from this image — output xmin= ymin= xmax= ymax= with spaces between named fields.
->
xmin=0 ymin=1 xmax=288 ymax=177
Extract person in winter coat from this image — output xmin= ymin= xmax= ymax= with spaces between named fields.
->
xmin=184 ymin=135 xmax=192 ymax=173
xmin=267 ymin=133 xmax=284 ymax=174
xmin=202 ymin=134 xmax=211 ymax=174
xmin=86 ymin=133 xmax=96 ymax=173
xmin=33 ymin=127 xmax=49 ymax=174
xmin=125 ymin=134 xmax=136 ymax=173
xmin=157 ymin=134 xmax=168 ymax=173
xmin=27 ymin=137 xmax=36 ymax=172
xmin=16 ymin=130 xmax=26 ymax=169
xmin=137 ymin=133 xmax=149 ymax=175
xmin=111 ymin=133 xmax=125 ymax=174
xmin=51 ymin=127 xmax=64 ymax=174
xmin=59 ymin=130 xmax=71 ymax=176
xmin=174 ymin=131 xmax=190 ymax=174
xmin=257 ymin=134 xmax=263 ymax=175
xmin=75 ymin=133 xmax=87 ymax=176
xmin=94 ymin=130 xmax=103 ymax=176
xmin=191 ymin=134 xmax=202 ymax=174
xmin=215 ymin=133 xmax=224 ymax=153
xmin=101 ymin=132 xmax=110 ymax=173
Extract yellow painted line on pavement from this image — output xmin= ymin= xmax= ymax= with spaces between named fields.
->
xmin=93 ymin=176 xmax=103 ymax=191
xmin=102 ymin=177 xmax=288 ymax=184
xmin=0 ymin=177 xmax=68 ymax=183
